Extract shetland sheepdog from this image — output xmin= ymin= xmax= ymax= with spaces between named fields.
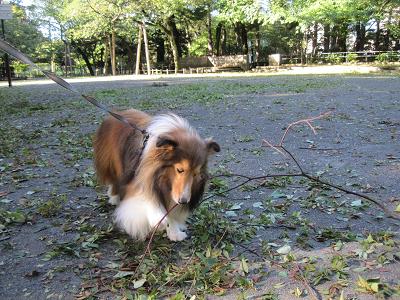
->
xmin=93 ymin=109 xmax=220 ymax=241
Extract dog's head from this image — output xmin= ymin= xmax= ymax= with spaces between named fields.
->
xmin=154 ymin=134 xmax=220 ymax=208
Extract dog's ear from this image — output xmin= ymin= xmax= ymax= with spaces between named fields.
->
xmin=205 ymin=138 xmax=220 ymax=155
xmin=156 ymin=136 xmax=178 ymax=150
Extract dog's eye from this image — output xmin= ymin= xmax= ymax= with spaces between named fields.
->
xmin=177 ymin=168 xmax=184 ymax=174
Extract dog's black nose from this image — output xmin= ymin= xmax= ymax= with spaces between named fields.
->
xmin=178 ymin=197 xmax=188 ymax=204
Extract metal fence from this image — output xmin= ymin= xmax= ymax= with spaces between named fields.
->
xmin=281 ymin=50 xmax=400 ymax=65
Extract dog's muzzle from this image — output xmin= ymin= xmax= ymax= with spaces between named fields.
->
xmin=178 ymin=197 xmax=189 ymax=204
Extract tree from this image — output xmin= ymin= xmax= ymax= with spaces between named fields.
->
xmin=60 ymin=0 xmax=132 ymax=75
xmin=3 ymin=4 xmax=46 ymax=56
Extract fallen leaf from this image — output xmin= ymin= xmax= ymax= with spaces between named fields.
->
xmin=277 ymin=245 xmax=291 ymax=255
xmin=351 ymin=200 xmax=362 ymax=207
xmin=133 ymin=278 xmax=146 ymax=289
xmin=252 ymin=202 xmax=264 ymax=209
xmin=113 ymin=271 xmax=135 ymax=279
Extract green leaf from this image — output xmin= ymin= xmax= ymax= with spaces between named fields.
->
xmin=274 ymin=282 xmax=286 ymax=288
xmin=277 ymin=245 xmax=291 ymax=255
xmin=271 ymin=190 xmax=286 ymax=199
xmin=231 ymin=203 xmax=243 ymax=210
xmin=133 ymin=278 xmax=146 ymax=289
xmin=113 ymin=271 xmax=135 ymax=279
xmin=351 ymin=200 xmax=362 ymax=207
xmin=334 ymin=240 xmax=343 ymax=251
xmin=366 ymin=234 xmax=374 ymax=244
xmin=252 ymin=202 xmax=264 ymax=209
xmin=241 ymin=258 xmax=249 ymax=274
xmin=294 ymin=287 xmax=303 ymax=297
xmin=370 ymin=282 xmax=380 ymax=293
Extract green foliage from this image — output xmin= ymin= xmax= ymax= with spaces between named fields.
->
xmin=346 ymin=52 xmax=358 ymax=63
xmin=37 ymin=194 xmax=67 ymax=217
xmin=326 ymin=53 xmax=343 ymax=64
xmin=3 ymin=0 xmax=399 ymax=74
xmin=188 ymin=32 xmax=208 ymax=56
xmin=216 ymin=0 xmax=267 ymax=25
xmin=0 ymin=209 xmax=26 ymax=225
xmin=3 ymin=4 xmax=46 ymax=56
xmin=356 ymin=276 xmax=398 ymax=297
xmin=10 ymin=61 xmax=29 ymax=75
xmin=376 ymin=53 xmax=389 ymax=63
xmin=376 ymin=52 xmax=399 ymax=63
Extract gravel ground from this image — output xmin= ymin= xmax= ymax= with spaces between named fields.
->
xmin=0 ymin=73 xmax=399 ymax=299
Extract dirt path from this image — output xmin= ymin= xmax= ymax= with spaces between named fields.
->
xmin=1 ymin=74 xmax=399 ymax=299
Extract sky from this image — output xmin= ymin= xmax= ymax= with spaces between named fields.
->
xmin=20 ymin=0 xmax=35 ymax=5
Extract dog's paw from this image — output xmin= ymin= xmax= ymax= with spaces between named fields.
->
xmin=167 ymin=228 xmax=187 ymax=242
xmin=178 ymin=223 xmax=188 ymax=231
xmin=107 ymin=185 xmax=120 ymax=205
xmin=108 ymin=195 xmax=120 ymax=205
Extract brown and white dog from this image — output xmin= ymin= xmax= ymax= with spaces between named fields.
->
xmin=93 ymin=109 xmax=220 ymax=241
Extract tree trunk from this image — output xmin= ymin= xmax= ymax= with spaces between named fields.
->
xmin=98 ymin=47 xmax=104 ymax=75
xmin=165 ymin=17 xmax=180 ymax=73
xmin=241 ymin=23 xmax=248 ymax=55
xmin=120 ymin=39 xmax=134 ymax=74
xmin=383 ymin=13 xmax=392 ymax=51
xmin=312 ymin=23 xmax=318 ymax=58
xmin=111 ymin=28 xmax=117 ymax=76
xmin=64 ymin=41 xmax=68 ymax=76
xmin=301 ymin=30 xmax=307 ymax=64
xmin=215 ymin=23 xmax=222 ymax=56
xmin=355 ymin=22 xmax=366 ymax=51
xmin=330 ymin=25 xmax=338 ymax=51
xmin=142 ymin=23 xmax=151 ymax=75
xmin=155 ymin=35 xmax=165 ymax=65
xmin=67 ymin=43 xmax=72 ymax=75
xmin=72 ymin=41 xmax=95 ymax=76
xmin=323 ymin=24 xmax=330 ymax=52
xmin=51 ymin=53 xmax=55 ymax=73
xmin=337 ymin=24 xmax=347 ymax=52
xmin=135 ymin=24 xmax=142 ymax=75
xmin=207 ymin=9 xmax=213 ymax=56
xmin=104 ymin=36 xmax=110 ymax=75
xmin=222 ymin=27 xmax=227 ymax=55
xmin=234 ymin=23 xmax=242 ymax=54
xmin=395 ymin=21 xmax=400 ymax=50
xmin=375 ymin=20 xmax=381 ymax=51
xmin=255 ymin=22 xmax=261 ymax=63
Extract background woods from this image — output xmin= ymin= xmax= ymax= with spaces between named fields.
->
xmin=2 ymin=0 xmax=400 ymax=76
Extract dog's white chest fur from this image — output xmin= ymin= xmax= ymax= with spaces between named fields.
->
xmin=113 ymin=193 xmax=188 ymax=241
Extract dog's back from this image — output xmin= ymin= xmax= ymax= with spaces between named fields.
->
xmin=93 ymin=109 xmax=151 ymax=195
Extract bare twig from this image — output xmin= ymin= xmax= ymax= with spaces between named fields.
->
xmin=201 ymin=173 xmax=303 ymax=205
xmin=133 ymin=203 xmax=179 ymax=277
xmin=292 ymin=263 xmax=322 ymax=300
xmin=262 ymin=111 xmax=399 ymax=222
xmin=278 ymin=111 xmax=332 ymax=146
xmin=205 ymin=111 xmax=400 ymax=222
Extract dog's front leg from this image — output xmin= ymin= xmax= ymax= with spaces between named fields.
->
xmin=166 ymin=207 xmax=189 ymax=241
xmin=166 ymin=220 xmax=188 ymax=241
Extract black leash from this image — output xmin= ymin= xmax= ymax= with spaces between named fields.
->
xmin=0 ymin=38 xmax=150 ymax=148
